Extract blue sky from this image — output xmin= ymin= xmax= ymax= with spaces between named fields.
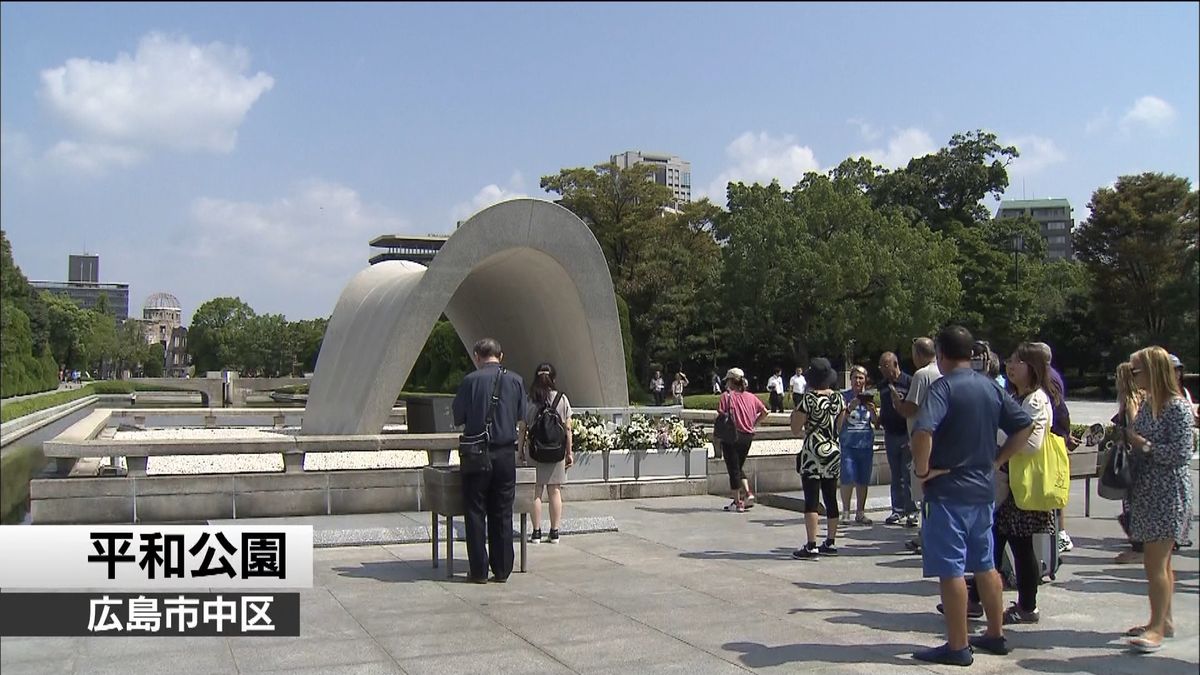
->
xmin=3 ymin=2 xmax=1197 ymax=324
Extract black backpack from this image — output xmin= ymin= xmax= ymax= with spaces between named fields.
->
xmin=530 ymin=392 xmax=567 ymax=463
xmin=714 ymin=393 xmax=738 ymax=444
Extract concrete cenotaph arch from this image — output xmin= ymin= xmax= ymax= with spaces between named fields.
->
xmin=301 ymin=198 xmax=629 ymax=435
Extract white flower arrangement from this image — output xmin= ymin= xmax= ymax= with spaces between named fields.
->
xmin=578 ymin=413 xmax=708 ymax=452
xmin=571 ymin=413 xmax=614 ymax=452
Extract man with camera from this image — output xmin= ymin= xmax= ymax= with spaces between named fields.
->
xmin=879 ymin=352 xmax=917 ymax=526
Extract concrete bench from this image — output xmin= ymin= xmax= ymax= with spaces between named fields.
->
xmin=422 ymin=465 xmax=537 ymax=579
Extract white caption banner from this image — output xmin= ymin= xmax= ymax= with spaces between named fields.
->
xmin=0 ymin=525 xmax=313 ymax=590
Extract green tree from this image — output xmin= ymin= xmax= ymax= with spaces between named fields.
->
xmin=237 ymin=314 xmax=291 ymax=376
xmin=540 ymin=162 xmax=676 ymax=286
xmin=41 ymin=291 xmax=88 ymax=369
xmin=871 ymin=130 xmax=1019 ymax=231
xmin=406 ymin=319 xmax=472 ymax=392
xmin=541 ymin=162 xmax=724 ymax=379
xmin=948 ymin=215 xmax=1050 ymax=350
xmin=79 ymin=309 xmax=117 ymax=377
xmin=188 ymin=297 xmax=255 ymax=373
xmin=1074 ymin=173 xmax=1199 ymax=359
xmin=290 ymin=318 xmax=328 ymax=374
xmin=0 ymin=230 xmax=50 ymax=356
xmin=717 ymin=174 xmax=961 ymax=367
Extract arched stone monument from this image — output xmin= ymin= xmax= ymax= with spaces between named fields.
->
xmin=302 ymin=198 xmax=629 ymax=435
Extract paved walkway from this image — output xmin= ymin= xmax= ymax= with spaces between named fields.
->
xmin=2 ymin=478 xmax=1197 ymax=674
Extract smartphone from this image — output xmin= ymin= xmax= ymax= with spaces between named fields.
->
xmin=857 ymin=391 xmax=874 ymax=405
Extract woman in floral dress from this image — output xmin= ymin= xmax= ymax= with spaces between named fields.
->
xmin=1123 ymin=346 xmax=1194 ymax=652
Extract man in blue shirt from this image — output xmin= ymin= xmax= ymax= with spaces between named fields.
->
xmin=911 ymin=326 xmax=1034 ymax=666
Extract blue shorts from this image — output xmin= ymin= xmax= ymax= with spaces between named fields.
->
xmin=921 ymin=500 xmax=995 ymax=579
xmin=839 ymin=445 xmax=874 ymax=486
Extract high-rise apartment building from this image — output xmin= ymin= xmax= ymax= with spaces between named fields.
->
xmin=610 ymin=151 xmax=691 ymax=208
xmin=996 ymin=198 xmax=1074 ymax=260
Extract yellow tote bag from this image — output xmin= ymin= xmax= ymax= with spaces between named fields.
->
xmin=1008 ymin=432 xmax=1070 ymax=511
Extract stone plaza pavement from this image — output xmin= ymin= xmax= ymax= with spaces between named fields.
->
xmin=2 ymin=477 xmax=1197 ymax=674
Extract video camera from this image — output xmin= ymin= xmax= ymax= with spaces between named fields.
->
xmin=970 ymin=340 xmax=992 ymax=374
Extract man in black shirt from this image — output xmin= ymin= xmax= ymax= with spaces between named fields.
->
xmin=879 ymin=352 xmax=918 ymax=526
xmin=452 ymin=337 xmax=527 ymax=583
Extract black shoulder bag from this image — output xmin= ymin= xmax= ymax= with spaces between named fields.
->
xmin=458 ymin=368 xmax=504 ymax=475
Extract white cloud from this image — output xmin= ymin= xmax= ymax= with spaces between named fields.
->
xmin=450 ymin=171 xmax=529 ymax=223
xmin=38 ymin=31 xmax=274 ymax=170
xmin=847 ymin=117 xmax=883 ymax=141
xmin=1006 ymin=135 xmax=1066 ymax=174
xmin=45 ymin=140 xmax=144 ymax=174
xmin=703 ymin=132 xmax=821 ymax=205
xmin=854 ymin=128 xmax=937 ymax=169
xmin=187 ymin=181 xmax=408 ymax=315
xmin=1119 ymin=95 xmax=1176 ymax=134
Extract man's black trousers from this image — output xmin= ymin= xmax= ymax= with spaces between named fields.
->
xmin=459 ymin=445 xmax=516 ymax=580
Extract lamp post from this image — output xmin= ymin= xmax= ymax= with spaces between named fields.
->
xmin=1011 ymin=233 xmax=1025 ymax=325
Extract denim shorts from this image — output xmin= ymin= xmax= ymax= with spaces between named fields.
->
xmin=921 ymin=499 xmax=995 ymax=579
xmin=839 ymin=445 xmax=874 ymax=486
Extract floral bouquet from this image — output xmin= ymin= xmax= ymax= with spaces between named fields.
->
xmin=571 ymin=413 xmax=613 ymax=452
xmin=614 ymin=413 xmax=659 ymax=451
xmin=656 ymin=415 xmax=709 ymax=450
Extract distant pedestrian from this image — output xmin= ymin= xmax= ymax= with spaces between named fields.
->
xmin=671 ymin=371 xmax=689 ymax=406
xmin=789 ymin=367 xmax=808 ymax=409
xmin=767 ymin=367 xmax=785 ymax=413
xmin=718 ymin=368 xmax=769 ymax=513
xmin=791 ymin=358 xmax=847 ymax=560
xmin=711 ymin=370 xmax=722 ymax=395
xmin=650 ymin=371 xmax=665 ymax=406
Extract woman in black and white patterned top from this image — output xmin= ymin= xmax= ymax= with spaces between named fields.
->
xmin=790 ymin=358 xmax=847 ymax=560
xmin=1123 ymin=346 xmax=1195 ymax=653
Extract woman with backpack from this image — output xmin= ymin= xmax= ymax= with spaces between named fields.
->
xmin=717 ymin=367 xmax=769 ymax=513
xmin=520 ymin=362 xmax=573 ymax=544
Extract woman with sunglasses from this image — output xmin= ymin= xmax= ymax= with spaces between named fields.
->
xmin=1123 ymin=347 xmax=1194 ymax=652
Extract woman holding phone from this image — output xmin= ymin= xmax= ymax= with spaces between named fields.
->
xmin=840 ymin=365 xmax=878 ymax=525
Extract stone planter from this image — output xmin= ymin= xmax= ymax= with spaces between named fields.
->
xmin=604 ymin=447 xmax=707 ymax=481
xmin=607 ymin=449 xmax=639 ymax=480
xmin=568 ymin=451 xmax=608 ymax=482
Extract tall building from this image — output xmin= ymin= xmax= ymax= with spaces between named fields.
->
xmin=30 ymin=253 xmax=129 ymax=319
xmin=610 ymin=151 xmax=691 ymax=208
xmin=996 ymin=198 xmax=1074 ymax=260
xmin=68 ymin=254 xmax=99 ymax=283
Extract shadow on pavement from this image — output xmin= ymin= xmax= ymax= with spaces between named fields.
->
xmin=792 ymin=579 xmax=932 ymax=597
xmin=680 ymin=548 xmax=797 ymax=561
xmin=1015 ymin=652 xmax=1196 ymax=673
xmin=331 ymin=560 xmax=441 ymax=584
xmin=722 ymin=640 xmax=929 ymax=668
xmin=634 ymin=505 xmax=726 ymax=515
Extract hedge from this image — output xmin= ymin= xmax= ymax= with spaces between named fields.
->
xmin=0 ymin=445 xmax=46 ymax=523
xmin=0 ymin=351 xmax=59 ymax=399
